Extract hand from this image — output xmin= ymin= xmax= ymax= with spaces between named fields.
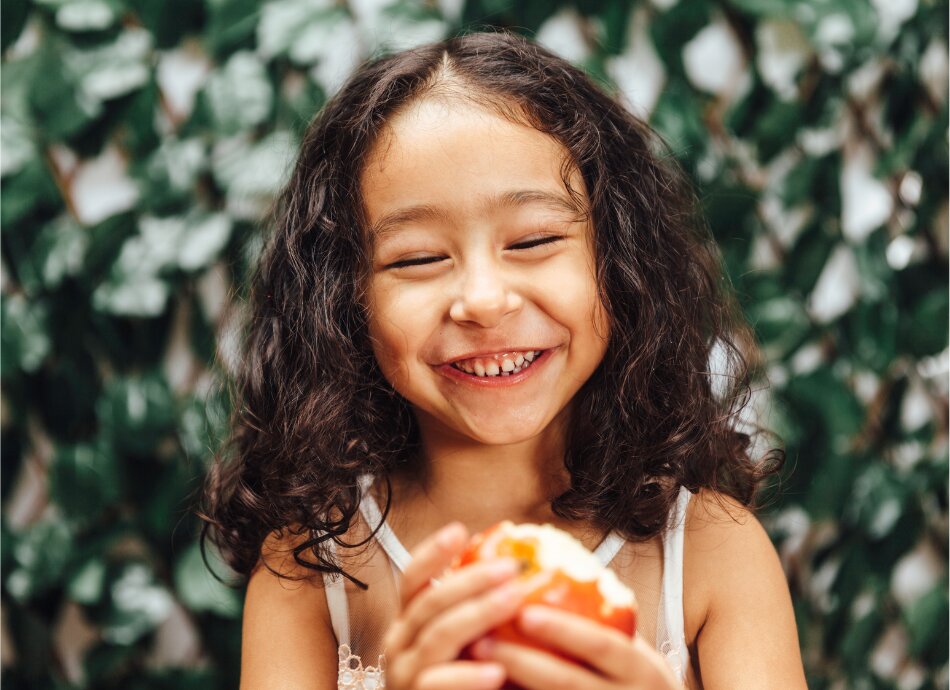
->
xmin=469 ymin=605 xmax=684 ymax=690
xmin=384 ymin=522 xmax=529 ymax=690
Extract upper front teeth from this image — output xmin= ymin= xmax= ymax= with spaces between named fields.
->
xmin=453 ymin=351 xmax=543 ymax=377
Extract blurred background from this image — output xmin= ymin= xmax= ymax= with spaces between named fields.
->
xmin=1 ymin=0 xmax=947 ymax=688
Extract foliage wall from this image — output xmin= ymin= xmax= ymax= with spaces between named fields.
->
xmin=1 ymin=0 xmax=947 ymax=688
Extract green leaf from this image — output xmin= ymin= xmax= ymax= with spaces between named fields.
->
xmin=0 ymin=157 xmax=63 ymax=229
xmin=68 ymin=558 xmax=108 ymax=604
xmin=125 ymin=0 xmax=206 ymax=48
xmin=49 ymin=441 xmax=122 ymax=523
xmin=100 ymin=562 xmax=174 ymax=645
xmin=903 ymin=585 xmax=950 ymax=662
xmin=748 ymin=296 xmax=812 ymax=360
xmin=649 ymin=86 xmax=707 ymax=157
xmin=0 ymin=294 xmax=52 ymax=376
xmin=1 ymin=0 xmax=30 ymax=51
xmin=174 ymin=541 xmax=242 ymax=618
xmin=204 ymin=51 xmax=273 ymax=135
xmin=648 ymin=0 xmax=711 ymax=78
xmin=5 ymin=519 xmax=74 ymax=602
xmin=784 ymin=367 xmax=865 ymax=445
xmin=96 ymin=372 xmax=177 ymax=455
xmin=24 ymin=215 xmax=91 ymax=292
xmin=900 ymin=289 xmax=949 ymax=358
xmin=204 ymin=0 xmax=260 ymax=58
xmin=28 ymin=40 xmax=104 ymax=140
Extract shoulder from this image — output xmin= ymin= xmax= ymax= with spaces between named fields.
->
xmin=681 ymin=489 xmax=807 ymax=688
xmin=241 ymin=528 xmax=339 ymax=689
xmin=681 ymin=489 xmax=773 ymax=612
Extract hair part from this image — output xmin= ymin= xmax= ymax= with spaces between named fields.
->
xmin=198 ymin=29 xmax=783 ymax=589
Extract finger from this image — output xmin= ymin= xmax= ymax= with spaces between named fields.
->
xmin=399 ymin=522 xmax=468 ymax=610
xmin=415 ymin=661 xmax=507 ymax=690
xmin=470 ymin=637 xmax=610 ymax=690
xmin=514 ymin=605 xmax=637 ymax=680
xmin=409 ymin=580 xmax=528 ymax=668
xmin=386 ymin=558 xmax=521 ymax=653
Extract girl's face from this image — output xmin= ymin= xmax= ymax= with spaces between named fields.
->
xmin=362 ymin=97 xmax=609 ymax=446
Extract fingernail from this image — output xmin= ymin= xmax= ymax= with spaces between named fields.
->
xmin=520 ymin=606 xmax=548 ymax=628
xmin=492 ymin=582 xmax=523 ymax=605
xmin=479 ymin=663 xmax=504 ymax=686
xmin=488 ymin=558 xmax=520 ymax=581
xmin=472 ymin=637 xmax=496 ymax=659
xmin=437 ymin=522 xmax=463 ymax=549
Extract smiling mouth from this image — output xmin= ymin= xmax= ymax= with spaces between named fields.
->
xmin=449 ymin=350 xmax=544 ymax=378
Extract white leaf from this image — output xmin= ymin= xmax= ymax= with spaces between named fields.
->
xmin=206 ymin=52 xmax=273 ymax=133
xmin=682 ymin=17 xmax=747 ymax=98
xmin=755 ymin=19 xmax=811 ymax=101
xmin=257 ymin=0 xmax=335 ymax=60
xmin=605 ymin=6 xmax=666 ymax=116
xmin=70 ymin=144 xmax=140 ymax=226
xmin=841 ymin=143 xmax=893 ymax=242
xmin=212 ymin=132 xmax=297 ymax=219
xmin=178 ymin=213 xmax=233 ymax=271
xmin=536 ymin=8 xmax=590 ymax=65
xmin=0 ymin=115 xmax=36 ymax=178
xmin=92 ymin=276 xmax=170 ymax=317
xmin=807 ymin=243 xmax=861 ymax=323
xmin=75 ymin=29 xmax=152 ymax=101
xmin=156 ymin=46 xmax=211 ymax=121
xmin=56 ymin=0 xmax=116 ymax=31
xmin=870 ymin=0 xmax=917 ymax=43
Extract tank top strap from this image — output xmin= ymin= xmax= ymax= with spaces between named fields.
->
xmin=658 ymin=485 xmax=692 ymax=681
xmin=357 ymin=474 xmax=413 ymax=573
xmin=322 ymin=538 xmax=351 ymax=647
xmin=593 ymin=529 xmax=625 ymax=567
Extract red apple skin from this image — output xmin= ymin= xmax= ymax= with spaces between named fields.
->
xmin=452 ymin=523 xmax=636 ymax=689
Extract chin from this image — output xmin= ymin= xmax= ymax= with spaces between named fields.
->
xmin=458 ymin=418 xmax=552 ymax=446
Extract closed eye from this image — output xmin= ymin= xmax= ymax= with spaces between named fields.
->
xmin=508 ymin=235 xmax=565 ymax=250
xmin=384 ymin=235 xmax=565 ymax=270
xmin=385 ymin=255 xmax=446 ymax=269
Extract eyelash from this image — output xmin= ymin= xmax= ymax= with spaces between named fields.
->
xmin=385 ymin=235 xmax=565 ymax=269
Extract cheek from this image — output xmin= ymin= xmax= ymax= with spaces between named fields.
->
xmin=365 ymin=283 xmax=426 ymax=384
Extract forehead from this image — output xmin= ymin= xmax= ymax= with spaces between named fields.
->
xmin=360 ymin=98 xmax=587 ymax=231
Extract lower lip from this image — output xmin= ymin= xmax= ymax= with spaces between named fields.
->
xmin=436 ymin=349 xmax=555 ymax=387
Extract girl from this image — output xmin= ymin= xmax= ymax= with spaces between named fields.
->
xmin=201 ymin=30 xmax=808 ymax=690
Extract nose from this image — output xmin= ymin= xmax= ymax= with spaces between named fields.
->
xmin=449 ymin=258 xmax=523 ymax=328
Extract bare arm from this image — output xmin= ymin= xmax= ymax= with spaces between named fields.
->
xmin=687 ymin=491 xmax=807 ymax=689
xmin=240 ymin=533 xmax=339 ymax=690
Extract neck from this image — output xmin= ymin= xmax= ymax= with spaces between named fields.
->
xmin=384 ymin=414 xmax=585 ymax=539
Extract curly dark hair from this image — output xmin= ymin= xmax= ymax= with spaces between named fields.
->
xmin=199 ymin=29 xmax=783 ymax=589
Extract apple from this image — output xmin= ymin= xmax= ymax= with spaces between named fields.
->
xmin=451 ymin=521 xmax=636 ymax=686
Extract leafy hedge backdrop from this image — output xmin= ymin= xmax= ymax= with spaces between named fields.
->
xmin=1 ymin=0 xmax=947 ymax=687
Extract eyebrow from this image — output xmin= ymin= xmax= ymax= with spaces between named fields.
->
xmin=370 ymin=189 xmax=585 ymax=238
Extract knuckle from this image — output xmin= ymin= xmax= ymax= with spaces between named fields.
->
xmin=589 ymin=634 xmax=612 ymax=657
xmin=414 ymin=627 xmax=448 ymax=663
xmin=548 ymin=673 xmax=576 ymax=690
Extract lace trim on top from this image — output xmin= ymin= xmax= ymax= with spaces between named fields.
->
xmin=338 ymin=644 xmax=385 ymax=690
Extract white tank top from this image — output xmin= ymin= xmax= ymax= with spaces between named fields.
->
xmin=323 ymin=475 xmax=692 ymax=689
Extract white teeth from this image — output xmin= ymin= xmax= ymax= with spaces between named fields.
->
xmin=452 ymin=349 xmax=544 ymax=377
